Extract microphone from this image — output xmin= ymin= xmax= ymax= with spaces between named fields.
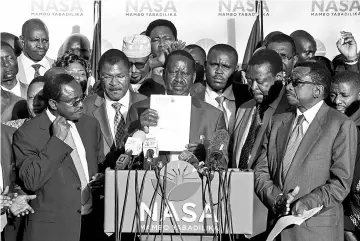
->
xmin=206 ymin=129 xmax=230 ymax=171
xmin=115 ymin=153 xmax=131 ymax=170
xmin=143 ymin=138 xmax=159 ymax=170
xmin=178 ymin=150 xmax=200 ymax=166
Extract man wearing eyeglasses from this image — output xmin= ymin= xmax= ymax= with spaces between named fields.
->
xmin=290 ymin=30 xmax=317 ymax=63
xmin=13 ymin=74 xmax=107 ymax=241
xmin=122 ymin=34 xmax=165 ymax=97
xmin=83 ymin=49 xmax=147 ymax=158
xmin=265 ymin=33 xmax=298 ymax=78
xmin=254 ymin=62 xmax=357 ymax=241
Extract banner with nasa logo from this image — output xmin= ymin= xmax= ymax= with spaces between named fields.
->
xmin=1 ymin=0 xmax=359 ymax=61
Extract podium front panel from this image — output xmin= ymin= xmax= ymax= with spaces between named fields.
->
xmin=104 ymin=162 xmax=254 ymax=235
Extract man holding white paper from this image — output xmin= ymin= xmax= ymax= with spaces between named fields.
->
xmin=127 ymin=50 xmax=226 ymax=164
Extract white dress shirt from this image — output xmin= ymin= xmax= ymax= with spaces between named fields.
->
xmin=2 ymin=78 xmax=22 ymax=97
xmin=104 ymin=90 xmax=130 ymax=140
xmin=18 ymin=53 xmax=51 ymax=84
xmin=204 ymin=83 xmax=236 ymax=133
xmin=294 ymin=100 xmax=324 ymax=134
xmin=46 ymin=109 xmax=90 ymax=182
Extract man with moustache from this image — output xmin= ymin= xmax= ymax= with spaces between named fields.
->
xmin=1 ymin=41 xmax=28 ymax=99
xmin=13 ymin=74 xmax=106 ymax=241
xmin=329 ymin=71 xmax=360 ymax=241
xmin=127 ymin=50 xmax=226 ymax=165
xmin=122 ymin=34 xmax=165 ymax=97
xmin=265 ymin=33 xmax=298 ymax=78
xmin=290 ymin=30 xmax=317 ymax=63
xmin=17 ymin=18 xmax=54 ymax=84
xmin=232 ymin=49 xmax=290 ymax=170
xmin=83 ymin=49 xmax=147 ymax=157
xmin=254 ymin=62 xmax=356 ymax=241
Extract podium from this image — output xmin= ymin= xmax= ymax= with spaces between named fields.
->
xmin=104 ymin=160 xmax=264 ymax=239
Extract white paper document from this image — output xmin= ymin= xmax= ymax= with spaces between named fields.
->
xmin=149 ymin=95 xmax=191 ymax=151
xmin=266 ymin=205 xmax=323 ymax=241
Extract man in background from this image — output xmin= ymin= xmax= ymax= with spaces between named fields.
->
xmin=290 ymin=30 xmax=317 ymax=63
xmin=185 ymin=44 xmax=206 ymax=83
xmin=17 ymin=18 xmax=53 ymax=84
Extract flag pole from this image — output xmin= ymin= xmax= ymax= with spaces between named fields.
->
xmin=259 ymin=0 xmax=264 ymax=44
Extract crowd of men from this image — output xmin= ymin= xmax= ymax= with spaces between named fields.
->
xmin=1 ymin=17 xmax=360 ymax=241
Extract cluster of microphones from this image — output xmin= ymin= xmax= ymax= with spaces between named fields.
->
xmin=115 ymin=129 xmax=230 ymax=178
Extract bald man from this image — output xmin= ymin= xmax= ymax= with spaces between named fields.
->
xmin=60 ymin=33 xmax=91 ymax=60
xmin=17 ymin=18 xmax=54 ymax=85
xmin=290 ymin=30 xmax=317 ymax=63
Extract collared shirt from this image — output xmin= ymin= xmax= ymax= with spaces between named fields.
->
xmin=104 ymin=90 xmax=130 ymax=140
xmin=18 ymin=53 xmax=51 ymax=84
xmin=2 ymin=78 xmax=21 ymax=97
xmin=46 ymin=109 xmax=90 ymax=183
xmin=294 ymin=100 xmax=324 ymax=134
xmin=204 ymin=83 xmax=236 ymax=133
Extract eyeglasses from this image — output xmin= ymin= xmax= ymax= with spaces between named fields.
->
xmin=285 ymin=77 xmax=321 ymax=87
xmin=129 ymin=57 xmax=149 ymax=70
xmin=100 ymin=74 xmax=128 ymax=82
xmin=58 ymin=95 xmax=85 ymax=107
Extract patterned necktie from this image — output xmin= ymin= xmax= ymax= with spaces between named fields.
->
xmin=64 ymin=130 xmax=92 ymax=214
xmin=32 ymin=64 xmax=42 ymax=79
xmin=215 ymin=96 xmax=228 ymax=128
xmin=282 ymin=114 xmax=305 ymax=180
xmin=112 ymin=102 xmax=126 ymax=148
xmin=238 ymin=105 xmax=262 ymax=169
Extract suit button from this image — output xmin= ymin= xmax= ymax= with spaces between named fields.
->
xmin=77 ymin=210 xmax=81 ymax=214
xmin=77 ymin=186 xmax=81 ymax=190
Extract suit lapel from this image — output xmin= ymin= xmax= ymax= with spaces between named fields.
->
xmin=284 ymin=104 xmax=327 ymax=187
xmin=93 ymin=96 xmax=113 ymax=148
xmin=189 ymin=98 xmax=204 ymax=143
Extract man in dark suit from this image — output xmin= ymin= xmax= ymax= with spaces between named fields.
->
xmin=83 ymin=49 xmax=147 ymax=158
xmin=254 ymin=62 xmax=357 ymax=241
xmin=190 ymin=44 xmax=250 ymax=135
xmin=127 ymin=50 xmax=226 ymax=164
xmin=13 ymin=74 xmax=106 ymax=241
xmin=1 ymin=89 xmax=28 ymax=122
xmin=232 ymin=49 xmax=291 ymax=169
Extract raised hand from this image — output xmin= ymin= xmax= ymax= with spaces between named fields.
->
xmin=52 ymin=116 xmax=70 ymax=141
xmin=336 ymin=31 xmax=358 ymax=62
xmin=139 ymin=109 xmax=159 ymax=133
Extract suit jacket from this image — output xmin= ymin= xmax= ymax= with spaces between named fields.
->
xmin=254 ymin=103 xmax=357 ymax=241
xmin=83 ymin=90 xmax=147 ymax=156
xmin=127 ymin=96 xmax=226 ymax=150
xmin=13 ymin=112 xmax=104 ymax=241
xmin=231 ymin=87 xmax=291 ymax=168
xmin=1 ymin=89 xmax=29 ymax=122
xmin=16 ymin=56 xmax=54 ymax=84
xmin=137 ymin=74 xmax=166 ymax=97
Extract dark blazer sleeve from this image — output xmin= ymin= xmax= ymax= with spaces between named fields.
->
xmin=13 ymin=129 xmax=73 ymax=192
xmin=299 ymin=119 xmax=357 ymax=211
xmin=345 ymin=62 xmax=360 ymax=73
xmin=254 ymin=120 xmax=283 ymax=210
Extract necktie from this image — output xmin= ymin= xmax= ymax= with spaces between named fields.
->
xmin=32 ymin=64 xmax=42 ymax=79
xmin=282 ymin=114 xmax=305 ymax=180
xmin=112 ymin=102 xmax=126 ymax=148
xmin=238 ymin=105 xmax=262 ymax=169
xmin=215 ymin=96 xmax=228 ymax=128
xmin=64 ymin=130 xmax=92 ymax=214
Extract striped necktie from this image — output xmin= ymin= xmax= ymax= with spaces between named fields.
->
xmin=32 ymin=64 xmax=42 ymax=78
xmin=112 ymin=102 xmax=126 ymax=148
xmin=215 ymin=95 xmax=228 ymax=128
xmin=282 ymin=114 xmax=305 ymax=180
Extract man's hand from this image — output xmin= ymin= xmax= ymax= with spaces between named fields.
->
xmin=1 ymin=186 xmax=13 ymax=211
xmin=89 ymin=173 xmax=105 ymax=190
xmin=291 ymin=199 xmax=308 ymax=217
xmin=156 ymin=40 xmax=187 ymax=65
xmin=52 ymin=116 xmax=70 ymax=141
xmin=10 ymin=195 xmax=36 ymax=217
xmin=186 ymin=143 xmax=206 ymax=162
xmin=139 ymin=109 xmax=159 ymax=133
xmin=336 ymin=31 xmax=358 ymax=62
xmin=273 ymin=186 xmax=300 ymax=217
